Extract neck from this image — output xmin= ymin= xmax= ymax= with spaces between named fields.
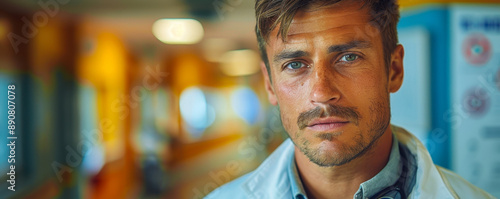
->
xmin=295 ymin=128 xmax=393 ymax=199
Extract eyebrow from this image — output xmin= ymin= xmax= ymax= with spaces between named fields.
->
xmin=272 ymin=40 xmax=372 ymax=64
xmin=273 ymin=50 xmax=309 ymax=64
xmin=328 ymin=40 xmax=372 ymax=53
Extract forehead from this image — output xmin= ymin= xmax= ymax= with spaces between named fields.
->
xmin=268 ymin=1 xmax=376 ymax=47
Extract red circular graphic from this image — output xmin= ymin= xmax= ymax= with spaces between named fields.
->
xmin=462 ymin=87 xmax=490 ymax=117
xmin=462 ymin=34 xmax=492 ymax=66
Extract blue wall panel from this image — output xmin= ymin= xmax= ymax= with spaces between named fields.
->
xmin=398 ymin=7 xmax=451 ymax=168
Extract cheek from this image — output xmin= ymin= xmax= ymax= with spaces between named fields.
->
xmin=279 ymin=110 xmax=295 ymax=136
xmin=350 ymin=70 xmax=388 ymax=97
xmin=345 ymin=73 xmax=388 ymax=118
xmin=274 ymin=80 xmax=306 ymax=132
xmin=276 ymin=83 xmax=300 ymax=101
xmin=275 ymin=79 xmax=309 ymax=112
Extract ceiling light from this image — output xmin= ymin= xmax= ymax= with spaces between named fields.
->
xmin=152 ymin=18 xmax=204 ymax=44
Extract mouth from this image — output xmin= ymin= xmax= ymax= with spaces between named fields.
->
xmin=307 ymin=117 xmax=350 ymax=132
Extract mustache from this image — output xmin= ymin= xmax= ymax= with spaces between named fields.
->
xmin=297 ymin=104 xmax=360 ymax=130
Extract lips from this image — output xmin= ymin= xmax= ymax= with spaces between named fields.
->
xmin=306 ymin=117 xmax=349 ymax=131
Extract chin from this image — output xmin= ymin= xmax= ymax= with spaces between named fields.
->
xmin=299 ymin=135 xmax=368 ymax=167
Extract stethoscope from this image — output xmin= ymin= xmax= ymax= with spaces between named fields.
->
xmin=370 ymin=183 xmax=405 ymax=199
xmin=370 ymin=156 xmax=413 ymax=199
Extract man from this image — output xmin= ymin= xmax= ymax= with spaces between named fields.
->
xmin=206 ymin=0 xmax=494 ymax=198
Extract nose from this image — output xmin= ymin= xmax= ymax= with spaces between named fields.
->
xmin=309 ymin=66 xmax=341 ymax=105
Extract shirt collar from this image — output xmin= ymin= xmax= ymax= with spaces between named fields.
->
xmin=287 ymin=153 xmax=307 ymax=199
xmin=287 ymin=134 xmax=402 ymax=199
xmin=355 ymin=134 xmax=403 ymax=199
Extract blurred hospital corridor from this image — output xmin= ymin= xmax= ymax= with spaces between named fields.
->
xmin=0 ymin=0 xmax=499 ymax=198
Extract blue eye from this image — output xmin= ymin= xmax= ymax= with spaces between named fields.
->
xmin=339 ymin=54 xmax=359 ymax=62
xmin=285 ymin=61 xmax=305 ymax=70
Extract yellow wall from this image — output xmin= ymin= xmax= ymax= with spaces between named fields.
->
xmin=76 ymin=25 xmax=128 ymax=163
xmin=399 ymin=0 xmax=500 ymax=9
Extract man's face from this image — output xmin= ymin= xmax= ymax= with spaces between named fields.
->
xmin=261 ymin=1 xmax=404 ymax=166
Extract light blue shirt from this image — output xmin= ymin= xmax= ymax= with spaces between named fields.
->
xmin=205 ymin=125 xmax=495 ymax=199
xmin=287 ymin=134 xmax=402 ymax=199
xmin=206 ymin=134 xmax=402 ymax=199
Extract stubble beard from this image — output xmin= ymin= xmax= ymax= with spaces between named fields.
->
xmin=291 ymin=99 xmax=391 ymax=167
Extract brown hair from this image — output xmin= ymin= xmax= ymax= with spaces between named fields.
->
xmin=255 ymin=0 xmax=400 ymax=77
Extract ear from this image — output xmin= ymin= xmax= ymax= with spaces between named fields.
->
xmin=388 ymin=44 xmax=404 ymax=93
xmin=260 ymin=62 xmax=278 ymax=105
